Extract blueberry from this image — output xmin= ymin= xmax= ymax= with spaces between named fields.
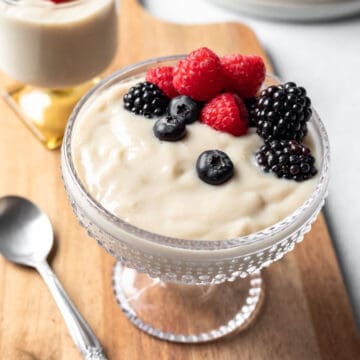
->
xmin=196 ymin=150 xmax=234 ymax=185
xmin=153 ymin=115 xmax=186 ymax=141
xmin=169 ymin=95 xmax=200 ymax=124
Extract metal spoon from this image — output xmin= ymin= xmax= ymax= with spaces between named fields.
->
xmin=0 ymin=196 xmax=107 ymax=360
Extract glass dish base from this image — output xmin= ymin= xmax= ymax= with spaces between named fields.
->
xmin=112 ymin=262 xmax=264 ymax=343
xmin=3 ymin=79 xmax=98 ymax=150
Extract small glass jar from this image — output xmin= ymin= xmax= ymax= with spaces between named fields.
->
xmin=0 ymin=0 xmax=118 ymax=88
xmin=0 ymin=0 xmax=118 ymax=149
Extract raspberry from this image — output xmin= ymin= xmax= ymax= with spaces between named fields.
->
xmin=221 ymin=54 xmax=265 ymax=98
xmin=50 ymin=0 xmax=73 ymax=3
xmin=146 ymin=66 xmax=178 ymax=98
xmin=200 ymin=93 xmax=249 ymax=136
xmin=173 ymin=47 xmax=223 ymax=101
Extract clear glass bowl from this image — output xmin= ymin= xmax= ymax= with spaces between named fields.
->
xmin=61 ymin=55 xmax=330 ymax=343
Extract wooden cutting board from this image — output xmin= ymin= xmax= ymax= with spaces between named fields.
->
xmin=0 ymin=0 xmax=359 ymax=359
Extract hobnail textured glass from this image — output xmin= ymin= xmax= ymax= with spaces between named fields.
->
xmin=61 ymin=55 xmax=330 ymax=342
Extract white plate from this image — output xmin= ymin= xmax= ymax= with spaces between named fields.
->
xmin=207 ymin=0 xmax=360 ymax=21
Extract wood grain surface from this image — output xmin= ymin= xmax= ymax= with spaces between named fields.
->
xmin=0 ymin=0 xmax=359 ymax=359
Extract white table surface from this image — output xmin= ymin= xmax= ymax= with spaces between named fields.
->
xmin=143 ymin=0 xmax=360 ymax=328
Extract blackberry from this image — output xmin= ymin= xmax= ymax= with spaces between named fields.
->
xmin=254 ymin=82 xmax=312 ymax=142
xmin=244 ymin=97 xmax=258 ymax=127
xmin=123 ymin=81 xmax=169 ymax=118
xmin=255 ymin=139 xmax=317 ymax=182
xmin=196 ymin=150 xmax=234 ymax=185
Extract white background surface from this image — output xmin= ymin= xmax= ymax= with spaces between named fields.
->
xmin=143 ymin=0 xmax=360 ymax=327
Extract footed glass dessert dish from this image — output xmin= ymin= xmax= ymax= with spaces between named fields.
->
xmin=61 ymin=55 xmax=330 ymax=343
xmin=0 ymin=0 xmax=118 ymax=149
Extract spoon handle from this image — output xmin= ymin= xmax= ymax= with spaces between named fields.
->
xmin=36 ymin=261 xmax=107 ymax=360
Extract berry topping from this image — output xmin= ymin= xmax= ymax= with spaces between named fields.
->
xmin=173 ymin=47 xmax=223 ymax=101
xmin=153 ymin=116 xmax=186 ymax=142
xmin=254 ymin=82 xmax=312 ymax=142
xmin=256 ymin=139 xmax=317 ymax=181
xmin=196 ymin=150 xmax=234 ymax=185
xmin=200 ymin=93 xmax=249 ymax=136
xmin=50 ymin=0 xmax=72 ymax=3
xmin=145 ymin=66 xmax=178 ymax=98
xmin=123 ymin=82 xmax=169 ymax=118
xmin=221 ymin=54 xmax=265 ymax=99
xmin=169 ymin=95 xmax=200 ymax=124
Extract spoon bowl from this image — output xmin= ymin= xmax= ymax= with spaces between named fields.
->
xmin=0 ymin=195 xmax=107 ymax=359
xmin=0 ymin=196 xmax=53 ymax=266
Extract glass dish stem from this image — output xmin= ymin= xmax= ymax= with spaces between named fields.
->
xmin=113 ymin=263 xmax=264 ymax=343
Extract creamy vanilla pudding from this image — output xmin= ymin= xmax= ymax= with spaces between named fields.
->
xmin=0 ymin=0 xmax=117 ymax=88
xmin=71 ymin=77 xmax=320 ymax=241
